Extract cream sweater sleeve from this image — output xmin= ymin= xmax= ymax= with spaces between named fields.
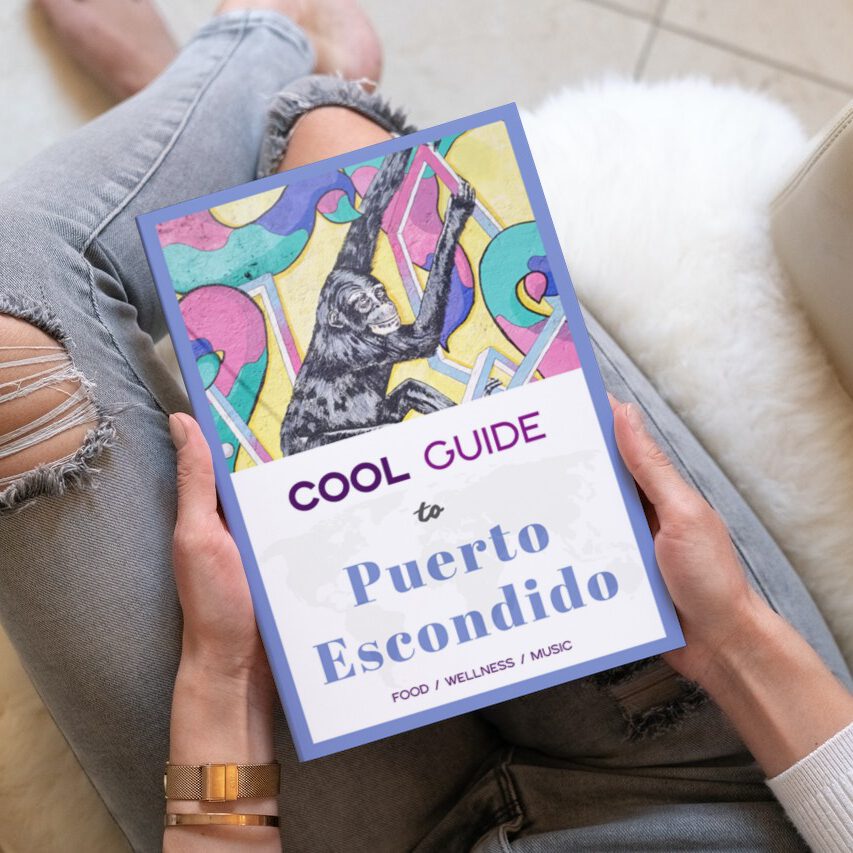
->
xmin=767 ymin=721 xmax=853 ymax=852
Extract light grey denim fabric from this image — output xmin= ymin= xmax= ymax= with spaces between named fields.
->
xmin=0 ymin=11 xmax=849 ymax=853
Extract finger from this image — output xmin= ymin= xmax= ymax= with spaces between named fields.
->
xmin=169 ymin=413 xmax=218 ymax=527
xmin=613 ymin=402 xmax=696 ymax=516
xmin=638 ymin=489 xmax=661 ymax=537
xmin=607 ymin=392 xmax=621 ymax=413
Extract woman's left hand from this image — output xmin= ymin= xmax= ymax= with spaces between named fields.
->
xmin=169 ymin=412 xmax=272 ymax=685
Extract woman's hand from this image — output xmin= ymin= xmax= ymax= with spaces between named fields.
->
xmin=610 ymin=400 xmax=760 ymax=686
xmin=165 ymin=413 xmax=279 ymax=852
xmin=170 ymin=412 xmax=272 ymax=685
xmin=611 ymin=399 xmax=853 ymax=776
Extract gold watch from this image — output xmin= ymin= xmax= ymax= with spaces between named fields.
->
xmin=164 ymin=762 xmax=280 ymax=802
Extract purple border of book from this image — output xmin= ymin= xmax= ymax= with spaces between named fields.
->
xmin=137 ymin=103 xmax=685 ymax=761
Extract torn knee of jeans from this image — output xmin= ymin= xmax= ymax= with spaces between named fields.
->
xmin=0 ymin=298 xmax=115 ymax=513
xmin=591 ymin=656 xmax=708 ymax=739
xmin=256 ymin=74 xmax=418 ymax=178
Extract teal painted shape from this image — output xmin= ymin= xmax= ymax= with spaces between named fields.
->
xmin=197 ymin=352 xmax=220 ymax=389
xmin=420 ymin=133 xmax=462 ymax=180
xmin=213 ymin=352 xmax=268 ymax=472
xmin=422 ymin=132 xmax=463 ymax=178
xmin=479 ymin=222 xmax=547 ymax=328
xmin=436 ymin=133 xmax=462 ymax=157
xmin=227 ymin=354 xmax=268 ymax=421
xmin=164 ymin=225 xmax=308 ymax=293
xmin=321 ymin=194 xmax=361 ymax=223
xmin=344 ymin=156 xmax=384 ymax=175
xmin=337 ymin=132 xmax=463 ymax=199
xmin=341 ymin=134 xmax=462 ymax=184
xmin=211 ymin=410 xmax=239 ymax=473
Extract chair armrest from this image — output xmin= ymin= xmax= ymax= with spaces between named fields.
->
xmin=771 ymin=100 xmax=853 ymax=399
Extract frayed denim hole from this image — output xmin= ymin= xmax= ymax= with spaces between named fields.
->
xmin=591 ymin=656 xmax=709 ymax=740
xmin=257 ymin=74 xmax=418 ymax=178
xmin=0 ymin=295 xmax=115 ymax=513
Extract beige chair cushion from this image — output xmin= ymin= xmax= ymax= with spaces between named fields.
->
xmin=771 ymin=101 xmax=853 ymax=400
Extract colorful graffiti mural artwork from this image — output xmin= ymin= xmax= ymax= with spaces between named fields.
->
xmin=156 ymin=120 xmax=580 ymax=472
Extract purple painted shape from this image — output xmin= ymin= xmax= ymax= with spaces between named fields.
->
xmin=423 ymin=252 xmax=474 ymax=348
xmin=157 ymin=210 xmax=233 ymax=251
xmin=529 ymin=255 xmax=558 ymax=297
xmin=180 ymin=286 xmax=266 ymax=396
xmin=257 ymin=172 xmax=355 ymax=236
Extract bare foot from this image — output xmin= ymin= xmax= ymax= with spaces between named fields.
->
xmin=216 ymin=0 xmax=383 ymax=84
xmin=34 ymin=0 xmax=179 ymax=99
xmin=37 ymin=0 xmax=382 ymax=102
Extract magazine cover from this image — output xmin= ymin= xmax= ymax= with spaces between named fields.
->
xmin=138 ymin=104 xmax=684 ymax=760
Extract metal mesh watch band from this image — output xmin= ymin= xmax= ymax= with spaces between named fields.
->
xmin=165 ymin=813 xmax=280 ymax=828
xmin=164 ymin=762 xmax=280 ymax=802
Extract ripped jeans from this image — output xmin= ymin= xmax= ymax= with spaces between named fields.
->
xmin=0 ymin=11 xmax=850 ymax=853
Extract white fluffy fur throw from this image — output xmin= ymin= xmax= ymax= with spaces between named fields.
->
xmin=2 ymin=77 xmax=852 ymax=853
xmin=522 ymin=78 xmax=853 ymax=666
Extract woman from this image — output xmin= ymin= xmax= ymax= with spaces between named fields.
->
xmin=1 ymin=1 xmax=851 ymax=850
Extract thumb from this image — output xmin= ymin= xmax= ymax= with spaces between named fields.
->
xmin=169 ymin=413 xmax=218 ymax=527
xmin=613 ymin=402 xmax=695 ymax=517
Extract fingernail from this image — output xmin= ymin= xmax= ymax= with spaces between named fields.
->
xmin=169 ymin=413 xmax=188 ymax=450
xmin=624 ymin=403 xmax=644 ymax=433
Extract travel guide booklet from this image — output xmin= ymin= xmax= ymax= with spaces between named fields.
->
xmin=138 ymin=104 xmax=684 ymax=761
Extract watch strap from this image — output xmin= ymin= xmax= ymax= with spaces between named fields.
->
xmin=165 ymin=813 xmax=279 ymax=827
xmin=164 ymin=762 xmax=280 ymax=802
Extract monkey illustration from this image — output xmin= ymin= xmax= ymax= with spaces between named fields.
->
xmin=281 ymin=149 xmax=476 ymax=456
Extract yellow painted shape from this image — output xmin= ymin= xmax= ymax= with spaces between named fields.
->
xmin=211 ymin=188 xmax=284 ymax=228
xmin=516 ymin=277 xmax=553 ymax=317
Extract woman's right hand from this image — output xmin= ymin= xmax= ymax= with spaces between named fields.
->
xmin=610 ymin=400 xmax=762 ymax=686
xmin=611 ymin=399 xmax=853 ymax=777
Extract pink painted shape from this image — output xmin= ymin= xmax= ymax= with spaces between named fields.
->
xmin=157 ymin=210 xmax=233 ymax=251
xmin=523 ymin=271 xmax=548 ymax=303
xmin=383 ymin=146 xmax=475 ymax=293
xmin=351 ymin=165 xmax=377 ymax=197
xmin=496 ymin=316 xmax=580 ymax=377
xmin=180 ymin=286 xmax=266 ymax=396
xmin=317 ymin=188 xmax=345 ymax=214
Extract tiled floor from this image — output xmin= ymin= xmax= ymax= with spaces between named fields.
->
xmin=0 ymin=0 xmax=851 ymax=180
xmin=366 ymin=0 xmax=853 ymax=133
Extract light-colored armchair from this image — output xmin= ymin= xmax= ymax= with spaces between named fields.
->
xmin=772 ymin=101 xmax=853 ymax=401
